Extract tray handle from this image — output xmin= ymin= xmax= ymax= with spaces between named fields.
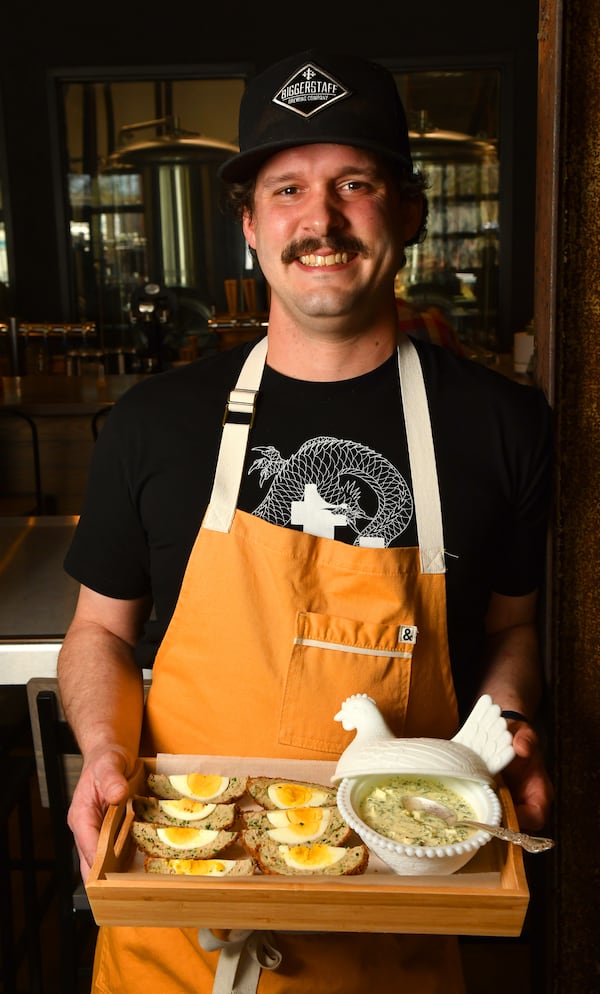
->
xmin=496 ymin=781 xmax=529 ymax=896
xmin=89 ymin=757 xmax=148 ymax=879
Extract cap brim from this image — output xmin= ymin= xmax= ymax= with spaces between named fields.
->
xmin=219 ymin=136 xmax=413 ymax=183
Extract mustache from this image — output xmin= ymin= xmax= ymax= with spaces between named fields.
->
xmin=281 ymin=235 xmax=368 ymax=264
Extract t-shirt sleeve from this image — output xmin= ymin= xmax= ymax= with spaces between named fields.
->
xmin=63 ymin=390 xmax=152 ymax=599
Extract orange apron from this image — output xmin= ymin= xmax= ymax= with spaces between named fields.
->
xmin=92 ymin=336 xmax=466 ymax=994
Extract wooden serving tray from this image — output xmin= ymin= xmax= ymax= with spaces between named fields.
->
xmin=86 ymin=756 xmax=529 ymax=936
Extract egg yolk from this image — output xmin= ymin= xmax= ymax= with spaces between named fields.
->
xmin=167 ymin=859 xmax=229 ymax=875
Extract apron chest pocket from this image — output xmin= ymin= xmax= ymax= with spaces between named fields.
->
xmin=278 ymin=611 xmax=416 ymax=755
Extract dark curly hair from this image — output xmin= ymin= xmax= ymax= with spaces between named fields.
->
xmin=220 ymin=157 xmax=430 ymax=251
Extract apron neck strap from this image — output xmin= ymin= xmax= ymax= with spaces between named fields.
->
xmin=203 ymin=337 xmax=267 ymax=533
xmin=396 ymin=337 xmax=445 ymax=573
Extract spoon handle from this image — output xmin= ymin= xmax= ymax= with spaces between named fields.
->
xmin=462 ymin=820 xmax=555 ymax=853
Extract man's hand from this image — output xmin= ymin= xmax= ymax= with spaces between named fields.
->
xmin=67 ymin=745 xmax=132 ymax=882
xmin=501 ymin=720 xmax=554 ymax=832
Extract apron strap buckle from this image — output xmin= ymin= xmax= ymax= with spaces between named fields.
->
xmin=222 ymin=387 xmax=257 ymax=428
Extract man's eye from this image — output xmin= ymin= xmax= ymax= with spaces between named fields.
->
xmin=278 ymin=185 xmax=300 ymax=196
xmin=343 ymin=180 xmax=367 ymax=192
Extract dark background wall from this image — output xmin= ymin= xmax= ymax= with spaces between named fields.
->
xmin=2 ymin=3 xmax=600 ymax=993
xmin=1 ymin=0 xmax=539 ymax=338
xmin=549 ymin=1 xmax=600 ymax=991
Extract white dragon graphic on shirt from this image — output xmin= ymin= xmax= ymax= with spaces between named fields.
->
xmin=248 ymin=436 xmax=413 ymax=547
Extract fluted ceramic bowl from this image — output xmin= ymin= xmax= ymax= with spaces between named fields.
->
xmin=337 ymin=772 xmax=502 ymax=875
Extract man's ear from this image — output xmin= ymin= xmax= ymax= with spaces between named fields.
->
xmin=401 ymin=195 xmax=425 ymax=244
xmin=242 ymin=209 xmax=256 ymax=249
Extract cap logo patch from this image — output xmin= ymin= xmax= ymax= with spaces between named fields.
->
xmin=272 ymin=62 xmax=350 ymax=118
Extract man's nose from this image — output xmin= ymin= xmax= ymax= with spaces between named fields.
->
xmin=302 ymin=191 xmax=345 ymax=233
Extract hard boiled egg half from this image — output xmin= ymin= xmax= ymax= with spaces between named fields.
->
xmin=264 ymin=807 xmax=332 ymax=844
xmin=279 ymin=843 xmax=347 ymax=871
xmin=158 ymin=858 xmax=241 ymax=876
xmin=167 ymin=774 xmax=230 ymax=801
xmin=267 ymin=782 xmax=333 ymax=809
xmin=155 ymin=827 xmax=219 ymax=849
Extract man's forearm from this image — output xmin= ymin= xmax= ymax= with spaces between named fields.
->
xmin=58 ymin=621 xmax=144 ymax=773
xmin=477 ymin=621 xmax=543 ymax=722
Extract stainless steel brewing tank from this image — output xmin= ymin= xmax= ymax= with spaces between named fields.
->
xmin=102 ymin=136 xmax=245 ymax=314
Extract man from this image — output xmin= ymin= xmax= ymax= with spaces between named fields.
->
xmin=59 ymin=49 xmax=553 ymax=993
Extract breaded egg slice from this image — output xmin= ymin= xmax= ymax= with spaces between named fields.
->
xmin=240 ymin=830 xmax=369 ymax=875
xmin=242 ymin=809 xmax=351 ymax=847
xmin=247 ymin=777 xmax=337 ymax=810
xmin=279 ymin=843 xmax=347 ymax=870
xmin=131 ymin=821 xmax=238 ymax=859
xmin=167 ymin=774 xmax=230 ymax=801
xmin=132 ymin=796 xmax=236 ymax=830
xmin=144 ymin=857 xmax=255 ymax=876
xmin=147 ymin=773 xmax=247 ymax=803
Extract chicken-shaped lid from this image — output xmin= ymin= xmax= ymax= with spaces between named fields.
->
xmin=331 ymin=694 xmax=515 ymax=785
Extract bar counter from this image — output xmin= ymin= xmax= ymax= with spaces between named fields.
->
xmin=0 ymin=515 xmax=79 ymax=683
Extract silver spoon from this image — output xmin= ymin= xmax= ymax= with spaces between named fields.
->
xmin=400 ymin=794 xmax=555 ymax=854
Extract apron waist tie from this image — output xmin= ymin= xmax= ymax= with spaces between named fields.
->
xmin=198 ymin=928 xmax=282 ymax=994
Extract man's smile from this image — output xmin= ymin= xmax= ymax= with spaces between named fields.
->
xmin=281 ymin=235 xmax=367 ymax=266
xmin=298 ymin=252 xmax=351 ymax=267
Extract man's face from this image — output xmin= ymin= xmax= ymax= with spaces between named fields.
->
xmin=242 ymin=143 xmax=421 ymax=334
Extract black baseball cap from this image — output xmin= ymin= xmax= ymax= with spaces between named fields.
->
xmin=219 ymin=49 xmax=413 ymax=183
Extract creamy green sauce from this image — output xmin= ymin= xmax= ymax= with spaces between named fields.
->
xmin=359 ymin=775 xmax=477 ymax=846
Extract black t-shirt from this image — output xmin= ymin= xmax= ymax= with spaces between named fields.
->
xmin=65 ymin=336 xmax=552 ymax=717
